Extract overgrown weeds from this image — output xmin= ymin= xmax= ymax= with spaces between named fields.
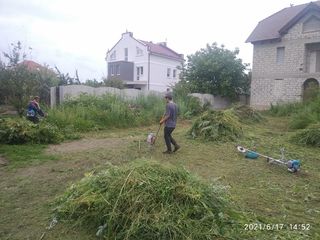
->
xmin=291 ymin=123 xmax=320 ymax=147
xmin=46 ymin=93 xmax=203 ymax=132
xmin=268 ymin=94 xmax=320 ymax=130
xmin=0 ymin=92 xmax=204 ymax=145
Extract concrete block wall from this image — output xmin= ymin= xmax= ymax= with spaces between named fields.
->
xmin=188 ymin=93 xmax=232 ymax=110
xmin=50 ymin=85 xmax=164 ymax=107
xmin=51 ymin=86 xmax=248 ymax=110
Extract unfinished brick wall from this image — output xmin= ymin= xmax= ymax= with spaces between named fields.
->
xmin=250 ymin=13 xmax=320 ymax=109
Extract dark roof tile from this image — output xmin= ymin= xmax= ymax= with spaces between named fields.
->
xmin=246 ymin=1 xmax=320 ymax=43
xmin=139 ymin=40 xmax=183 ymax=61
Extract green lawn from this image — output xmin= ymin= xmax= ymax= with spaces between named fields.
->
xmin=0 ymin=116 xmax=319 ymax=239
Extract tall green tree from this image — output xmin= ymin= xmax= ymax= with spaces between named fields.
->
xmin=0 ymin=42 xmax=37 ymax=115
xmin=84 ymin=78 xmax=103 ymax=87
xmin=103 ymin=77 xmax=124 ymax=89
xmin=0 ymin=41 xmax=59 ymax=115
xmin=181 ymin=43 xmax=249 ymax=100
xmin=55 ymin=66 xmax=81 ymax=85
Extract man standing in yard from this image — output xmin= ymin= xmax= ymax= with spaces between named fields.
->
xmin=160 ymin=92 xmax=180 ymax=154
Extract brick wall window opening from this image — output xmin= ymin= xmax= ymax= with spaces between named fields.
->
xmin=276 ymin=47 xmax=285 ymax=64
xmin=173 ymin=69 xmax=176 ymax=78
xmin=167 ymin=68 xmax=171 ymax=77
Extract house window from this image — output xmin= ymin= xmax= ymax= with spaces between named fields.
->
xmin=276 ymin=47 xmax=285 ymax=64
xmin=173 ymin=69 xmax=177 ymax=78
xmin=110 ymin=65 xmax=114 ymax=76
xmin=308 ymin=50 xmax=320 ymax=73
xmin=136 ymin=47 xmax=143 ymax=56
xmin=167 ymin=68 xmax=171 ymax=77
xmin=137 ymin=66 xmax=143 ymax=80
xmin=116 ymin=65 xmax=120 ymax=75
xmin=110 ymin=51 xmax=116 ymax=61
xmin=124 ymin=48 xmax=128 ymax=61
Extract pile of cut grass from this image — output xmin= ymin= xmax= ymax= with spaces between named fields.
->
xmin=188 ymin=110 xmax=243 ymax=142
xmin=53 ymin=160 xmax=248 ymax=239
xmin=231 ymin=104 xmax=263 ymax=123
xmin=291 ymin=123 xmax=320 ymax=147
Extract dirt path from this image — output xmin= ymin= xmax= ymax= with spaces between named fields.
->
xmin=0 ymin=136 xmax=137 ymax=240
xmin=0 ymin=155 xmax=8 ymax=166
xmin=45 ymin=137 xmax=129 ymax=154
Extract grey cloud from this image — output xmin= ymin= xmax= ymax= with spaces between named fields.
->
xmin=0 ymin=0 xmax=70 ymax=22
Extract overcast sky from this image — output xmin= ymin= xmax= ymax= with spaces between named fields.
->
xmin=0 ymin=0 xmax=311 ymax=81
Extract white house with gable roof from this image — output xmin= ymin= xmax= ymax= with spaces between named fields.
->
xmin=105 ymin=32 xmax=184 ymax=92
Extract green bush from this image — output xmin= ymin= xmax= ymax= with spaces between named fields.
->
xmin=291 ymin=124 xmax=320 ymax=147
xmin=188 ymin=109 xmax=243 ymax=141
xmin=53 ymin=160 xmax=247 ymax=239
xmin=0 ymin=118 xmax=64 ymax=144
xmin=0 ymin=118 xmax=33 ymax=144
xmin=33 ymin=122 xmax=64 ymax=144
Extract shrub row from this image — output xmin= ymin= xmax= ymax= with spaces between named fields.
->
xmin=0 ymin=118 xmax=64 ymax=144
xmin=1 ymin=93 xmax=204 ymax=144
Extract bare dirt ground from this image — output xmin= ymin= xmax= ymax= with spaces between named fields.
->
xmin=0 ymin=136 xmax=136 ymax=240
xmin=45 ymin=137 xmax=129 ymax=155
xmin=0 ymin=155 xmax=8 ymax=166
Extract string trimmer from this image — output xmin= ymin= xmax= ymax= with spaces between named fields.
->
xmin=236 ymin=145 xmax=301 ymax=173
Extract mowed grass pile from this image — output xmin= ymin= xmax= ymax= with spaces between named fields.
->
xmin=231 ymin=104 xmax=263 ymax=123
xmin=188 ymin=109 xmax=243 ymax=141
xmin=53 ymin=160 xmax=248 ymax=239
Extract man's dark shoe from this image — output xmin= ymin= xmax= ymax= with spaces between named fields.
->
xmin=173 ymin=145 xmax=180 ymax=152
xmin=162 ymin=150 xmax=172 ymax=154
